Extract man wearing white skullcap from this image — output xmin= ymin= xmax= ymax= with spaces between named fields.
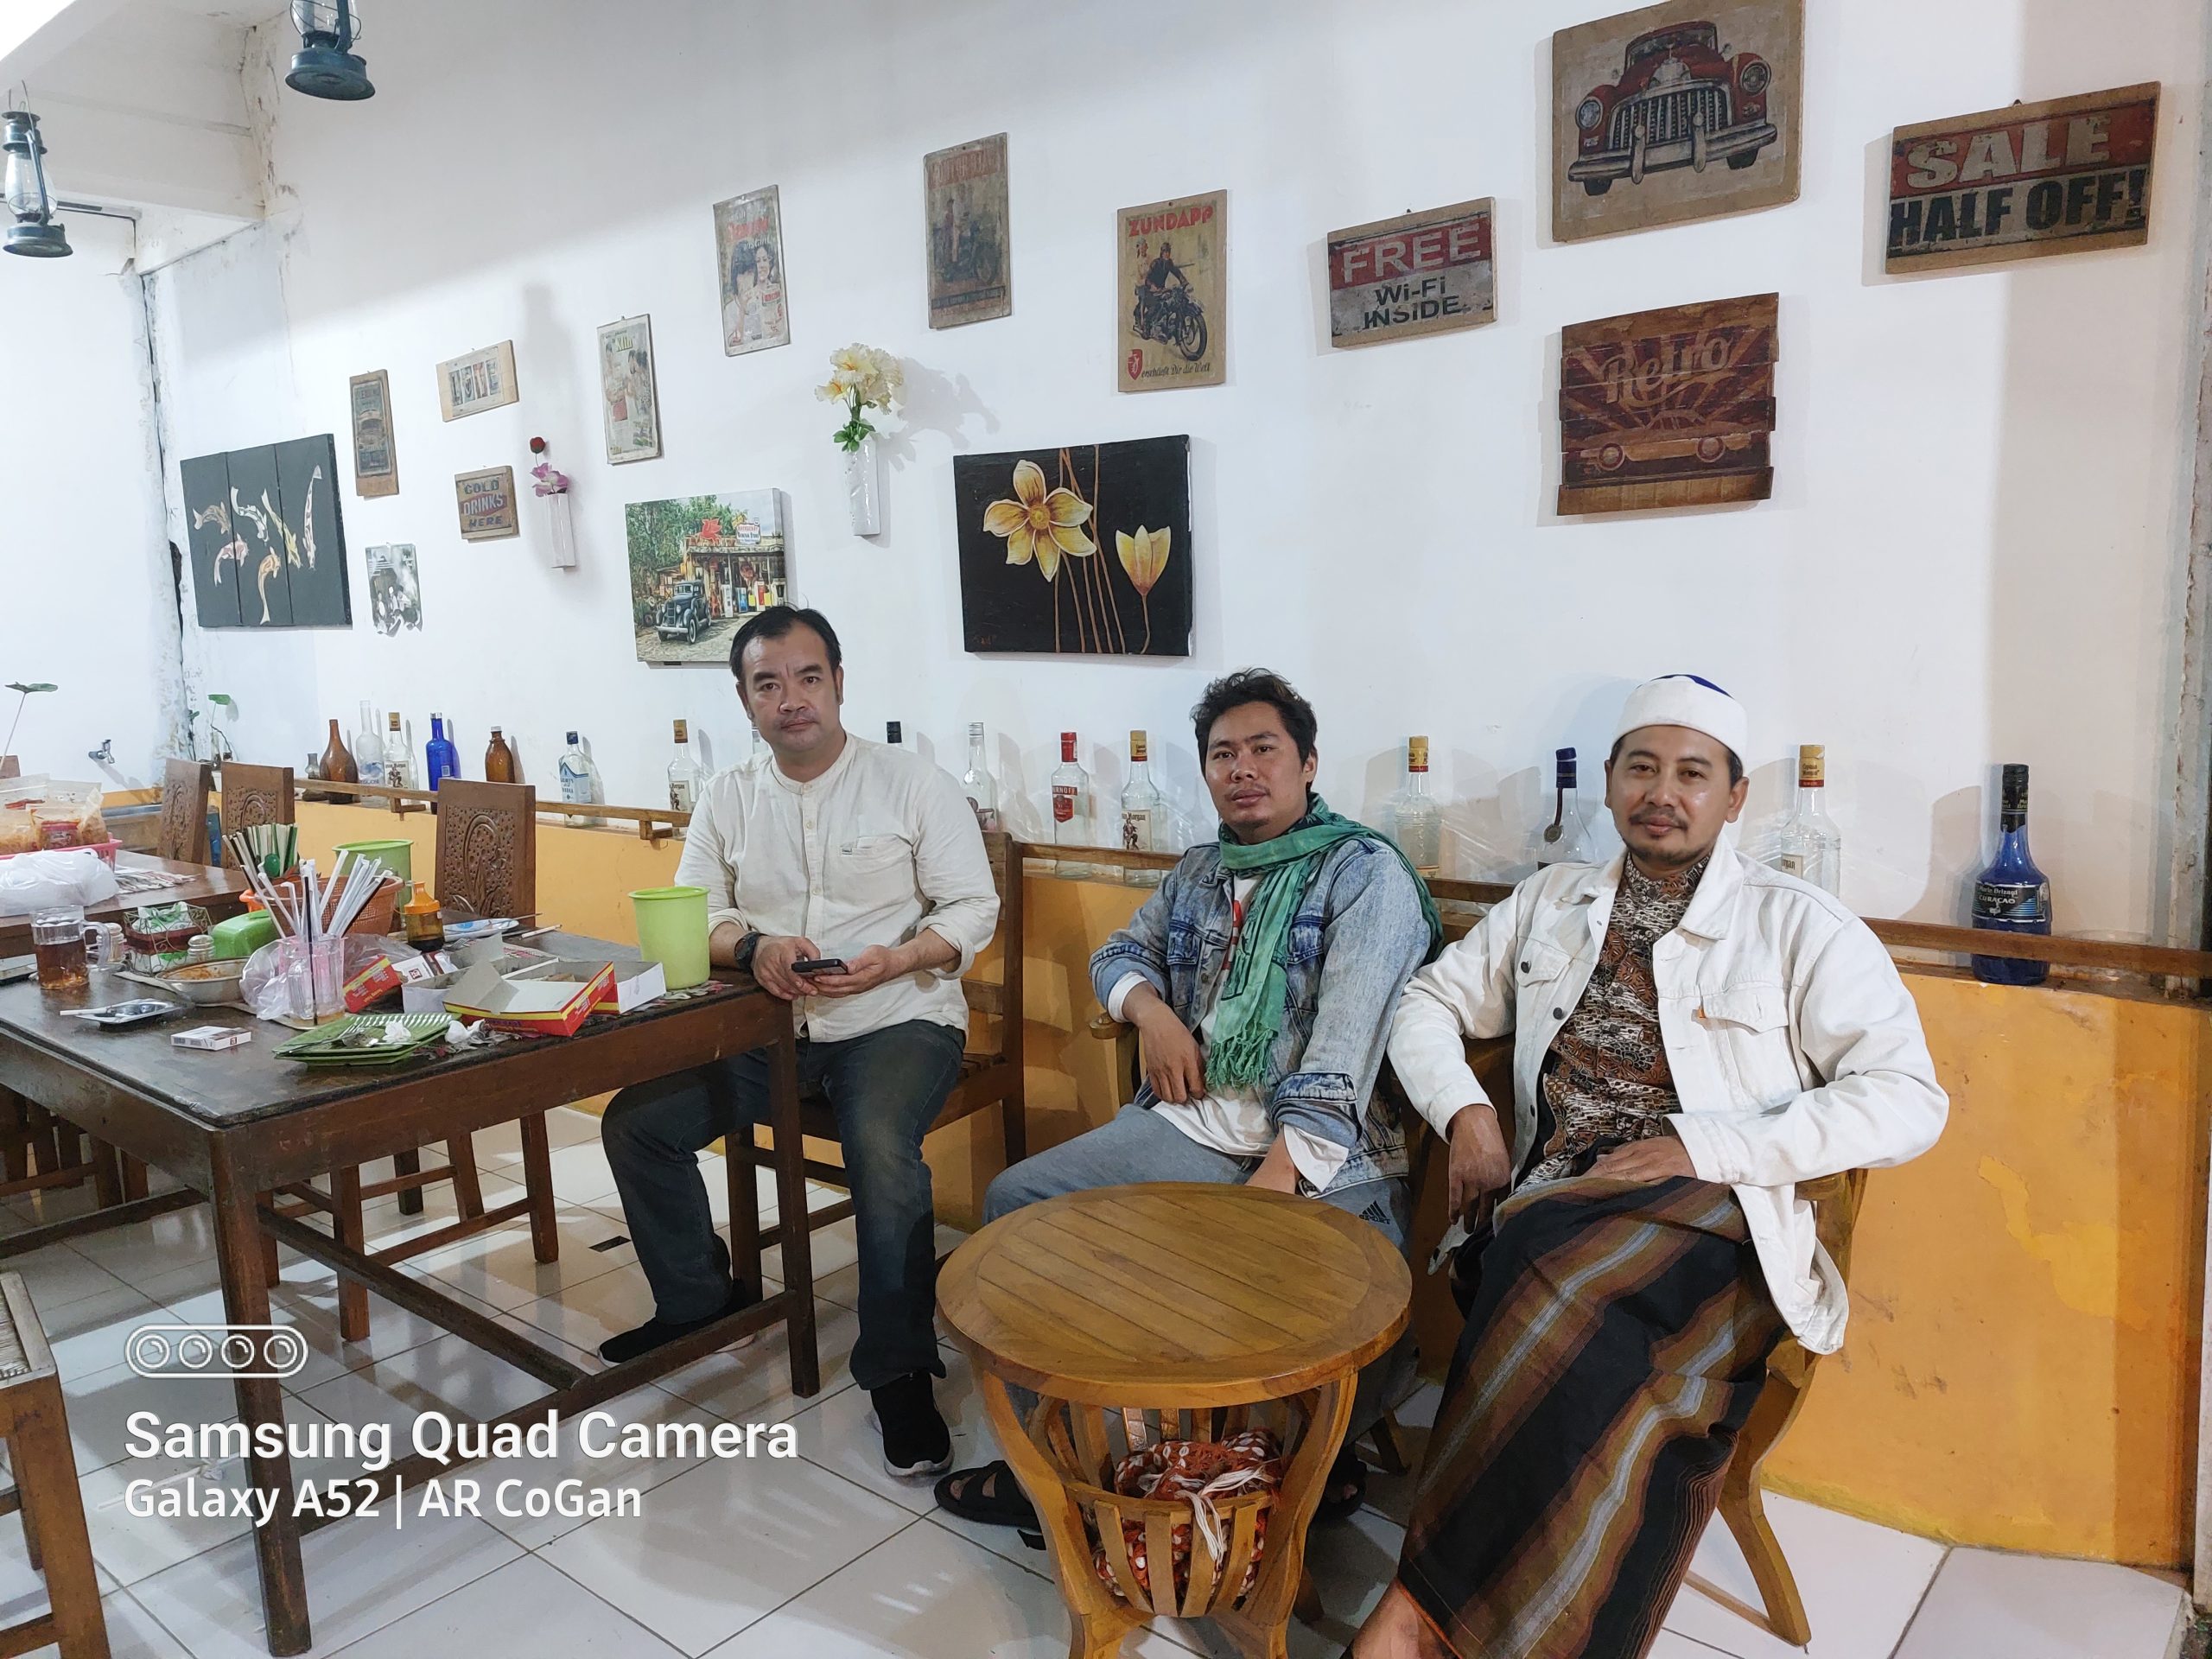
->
xmin=1344 ymin=675 xmax=1948 ymax=1659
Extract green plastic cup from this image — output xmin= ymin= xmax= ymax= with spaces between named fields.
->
xmin=631 ymin=885 xmax=711 ymax=990
xmin=337 ymin=838 xmax=416 ymax=907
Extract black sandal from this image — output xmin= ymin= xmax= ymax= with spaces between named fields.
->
xmin=1317 ymin=1446 xmax=1367 ymax=1524
xmin=934 ymin=1459 xmax=1043 ymax=1548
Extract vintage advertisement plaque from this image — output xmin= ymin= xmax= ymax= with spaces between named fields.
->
xmin=347 ymin=371 xmax=398 ymax=498
xmin=454 ymin=466 xmax=519 ymax=542
xmin=1885 ymin=83 xmax=2158 ymax=275
xmin=925 ymin=133 xmax=1011 ymax=329
xmin=435 ymin=342 xmax=518 ymax=422
xmin=1116 ymin=191 xmax=1226 ymax=391
xmin=1558 ymin=293 xmax=1777 ymax=515
xmin=1552 ymin=0 xmax=1802 ymax=243
xmin=1326 ymin=199 xmax=1496 ymax=347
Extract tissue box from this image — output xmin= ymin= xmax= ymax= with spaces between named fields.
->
xmin=442 ymin=957 xmax=619 ymax=1038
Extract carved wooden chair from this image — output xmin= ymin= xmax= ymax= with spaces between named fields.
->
xmin=157 ymin=758 xmax=213 ymax=863
xmin=264 ymin=779 xmax=555 ymax=1340
xmin=0 ymin=1273 xmax=105 ymax=1656
xmin=728 ymin=830 xmax=1025 ymax=1285
xmin=216 ymin=761 xmax=294 ymax=867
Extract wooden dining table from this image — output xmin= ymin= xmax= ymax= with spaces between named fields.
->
xmin=0 ymin=934 xmax=818 ymax=1656
xmin=0 ymin=851 xmax=251 ymax=958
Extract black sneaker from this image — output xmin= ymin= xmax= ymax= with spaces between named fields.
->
xmin=869 ymin=1370 xmax=952 ymax=1478
xmin=597 ymin=1283 xmax=759 ymax=1366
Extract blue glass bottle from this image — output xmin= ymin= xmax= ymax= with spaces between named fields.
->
xmin=1971 ymin=763 xmax=2050 ymax=986
xmin=424 ymin=714 xmax=460 ymax=791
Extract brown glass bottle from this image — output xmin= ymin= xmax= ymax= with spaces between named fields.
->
xmin=485 ymin=728 xmax=517 ymax=783
xmin=320 ymin=719 xmax=358 ymax=785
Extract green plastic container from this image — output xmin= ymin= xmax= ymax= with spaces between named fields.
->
xmin=334 ymin=839 xmax=413 ymax=881
xmin=210 ymin=909 xmax=278 ymax=961
xmin=631 ymin=885 xmax=711 ymax=991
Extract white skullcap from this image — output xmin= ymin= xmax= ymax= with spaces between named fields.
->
xmin=1613 ymin=674 xmax=1748 ymax=761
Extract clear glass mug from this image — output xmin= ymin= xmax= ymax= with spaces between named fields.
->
xmin=30 ymin=906 xmax=118 ymax=996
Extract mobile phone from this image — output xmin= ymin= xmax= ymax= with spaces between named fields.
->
xmin=792 ymin=957 xmax=849 ymax=976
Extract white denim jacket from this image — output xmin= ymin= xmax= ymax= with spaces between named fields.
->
xmin=1388 ymin=845 xmax=1947 ymax=1353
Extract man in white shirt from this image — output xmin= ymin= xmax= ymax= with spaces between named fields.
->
xmin=598 ymin=607 xmax=999 ymax=1480
xmin=1344 ymin=675 xmax=1948 ymax=1659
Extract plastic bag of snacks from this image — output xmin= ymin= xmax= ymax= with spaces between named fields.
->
xmin=1091 ymin=1427 xmax=1283 ymax=1605
xmin=0 ymin=807 xmax=35 ymax=856
xmin=0 ymin=778 xmax=106 ymax=854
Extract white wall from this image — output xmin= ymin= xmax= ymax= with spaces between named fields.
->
xmin=0 ymin=212 xmax=184 ymax=785
xmin=151 ymin=0 xmax=2208 ymax=940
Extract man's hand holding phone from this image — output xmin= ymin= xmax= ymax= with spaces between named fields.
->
xmin=750 ymin=935 xmax=825 ymax=1001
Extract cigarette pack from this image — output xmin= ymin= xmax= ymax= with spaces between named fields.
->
xmin=172 ymin=1026 xmax=251 ymax=1052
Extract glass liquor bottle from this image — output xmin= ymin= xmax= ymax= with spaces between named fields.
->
xmin=1971 ymin=763 xmax=2050 ymax=986
xmin=354 ymin=701 xmax=386 ymax=790
xmin=320 ymin=718 xmax=358 ymax=789
xmin=1384 ymin=736 xmax=1443 ymax=877
xmin=1120 ymin=730 xmax=1163 ymax=852
xmin=667 ymin=719 xmax=700 ymax=816
xmin=424 ymin=715 xmax=460 ymax=791
xmin=383 ymin=712 xmax=413 ymax=792
xmin=557 ymin=731 xmax=603 ymax=827
xmin=1052 ymin=732 xmax=1092 ymax=846
xmin=1535 ymin=747 xmax=1594 ymax=868
xmin=484 ymin=728 xmax=516 ymax=783
xmin=961 ymin=721 xmax=1000 ymax=831
xmin=1773 ymin=744 xmax=1842 ymax=895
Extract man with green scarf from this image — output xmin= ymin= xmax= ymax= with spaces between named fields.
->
xmin=935 ymin=668 xmax=1440 ymax=1542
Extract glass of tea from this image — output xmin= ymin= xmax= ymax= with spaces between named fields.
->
xmin=31 ymin=906 xmax=91 ymax=996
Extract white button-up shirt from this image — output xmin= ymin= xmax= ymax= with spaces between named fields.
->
xmin=1389 ymin=845 xmax=1948 ymax=1354
xmin=674 ymin=735 xmax=1001 ymax=1043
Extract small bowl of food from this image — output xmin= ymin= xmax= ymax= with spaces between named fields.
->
xmin=162 ymin=960 xmax=250 ymax=1007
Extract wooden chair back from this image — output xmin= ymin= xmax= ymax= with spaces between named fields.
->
xmin=0 ymin=1272 xmax=107 ymax=1656
xmin=217 ymin=762 xmax=295 ymax=868
xmin=431 ymin=779 xmax=538 ymax=918
xmin=157 ymin=758 xmax=213 ymax=863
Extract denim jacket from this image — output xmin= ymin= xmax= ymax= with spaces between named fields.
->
xmin=1090 ymin=826 xmax=1433 ymax=1195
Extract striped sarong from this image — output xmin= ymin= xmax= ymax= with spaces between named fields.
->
xmin=1398 ymin=1175 xmax=1783 ymax=1659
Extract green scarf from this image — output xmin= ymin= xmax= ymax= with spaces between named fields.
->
xmin=1207 ymin=795 xmax=1444 ymax=1090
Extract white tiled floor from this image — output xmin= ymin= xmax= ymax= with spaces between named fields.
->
xmin=0 ymin=1104 xmax=2190 ymax=1659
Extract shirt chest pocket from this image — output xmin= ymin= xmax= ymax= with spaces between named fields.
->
xmin=1700 ymin=984 xmax=1800 ymax=1105
xmin=836 ymin=834 xmax=917 ymax=909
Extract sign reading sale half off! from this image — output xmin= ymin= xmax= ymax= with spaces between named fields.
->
xmin=1886 ymin=83 xmax=2159 ymax=275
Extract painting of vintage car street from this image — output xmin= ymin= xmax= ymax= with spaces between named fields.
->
xmin=625 ymin=490 xmax=789 ymax=665
xmin=1552 ymin=0 xmax=1802 ymax=242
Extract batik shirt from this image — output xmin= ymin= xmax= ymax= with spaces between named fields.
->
xmin=1522 ymin=854 xmax=1710 ymax=1188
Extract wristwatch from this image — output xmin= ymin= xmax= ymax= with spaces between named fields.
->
xmin=734 ymin=931 xmax=763 ymax=975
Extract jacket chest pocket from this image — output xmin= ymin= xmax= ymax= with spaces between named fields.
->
xmin=1699 ymin=984 xmax=1799 ymax=1105
xmin=1516 ymin=938 xmax=1574 ymax=1029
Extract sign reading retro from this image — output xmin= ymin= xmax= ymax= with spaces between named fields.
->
xmin=1557 ymin=291 xmax=1778 ymax=515
xmin=1885 ymin=83 xmax=2159 ymax=275
xmin=1326 ymin=199 xmax=1497 ymax=348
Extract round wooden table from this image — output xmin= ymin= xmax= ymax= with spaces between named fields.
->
xmin=938 ymin=1182 xmax=1411 ymax=1659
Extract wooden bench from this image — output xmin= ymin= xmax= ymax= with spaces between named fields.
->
xmin=728 ymin=829 xmax=1025 ymax=1278
xmin=0 ymin=1271 xmax=105 ymax=1656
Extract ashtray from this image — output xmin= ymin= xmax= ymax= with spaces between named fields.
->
xmin=59 ymin=1000 xmax=181 ymax=1028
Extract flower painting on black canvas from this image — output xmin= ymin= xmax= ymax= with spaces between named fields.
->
xmin=952 ymin=435 xmax=1192 ymax=656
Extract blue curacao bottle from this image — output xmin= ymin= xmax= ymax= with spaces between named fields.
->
xmin=1970 ymin=763 xmax=2050 ymax=986
xmin=424 ymin=715 xmax=461 ymax=791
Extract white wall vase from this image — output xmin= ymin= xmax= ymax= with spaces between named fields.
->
xmin=543 ymin=490 xmax=579 ymax=569
xmin=844 ymin=435 xmax=884 ymax=537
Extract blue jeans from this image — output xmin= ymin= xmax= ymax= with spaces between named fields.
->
xmin=601 ymin=1018 xmax=966 ymax=1391
xmin=986 ymin=1103 xmax=1419 ymax=1438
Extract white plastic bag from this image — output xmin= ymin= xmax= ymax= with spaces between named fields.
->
xmin=0 ymin=848 xmax=120 ymax=913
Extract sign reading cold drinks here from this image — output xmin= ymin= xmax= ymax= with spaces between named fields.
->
xmin=1885 ymin=83 xmax=2159 ymax=274
xmin=1326 ymin=199 xmax=1497 ymax=348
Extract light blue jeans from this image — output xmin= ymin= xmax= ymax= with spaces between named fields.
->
xmin=985 ymin=1103 xmax=1419 ymax=1443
